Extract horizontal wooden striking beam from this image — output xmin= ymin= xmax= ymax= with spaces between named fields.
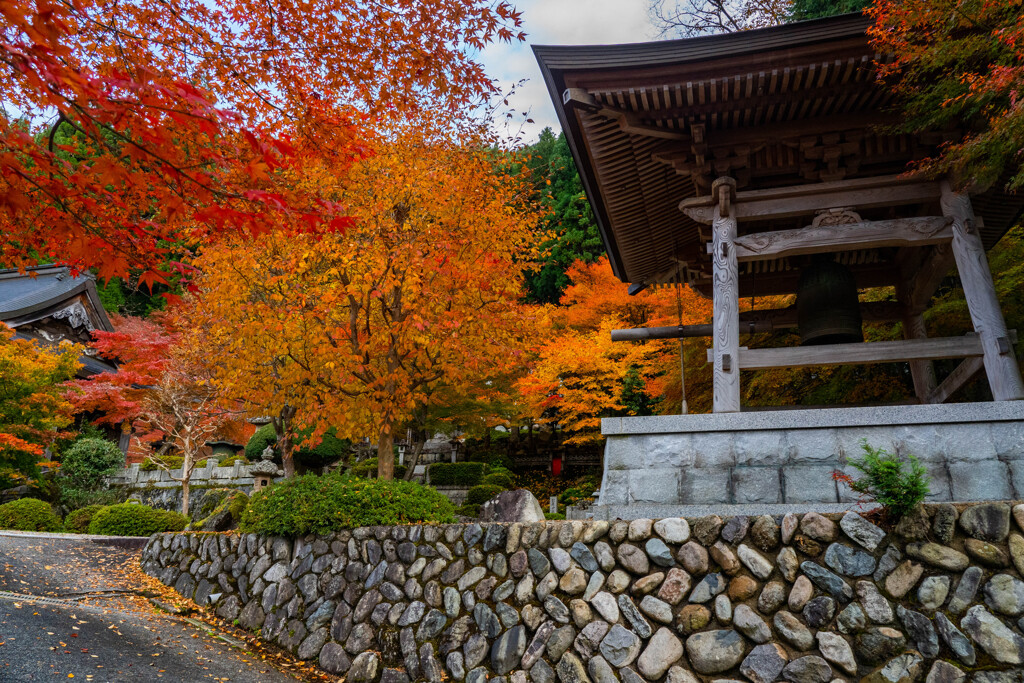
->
xmin=926 ymin=356 xmax=984 ymax=405
xmin=612 ymin=301 xmax=905 ymax=341
xmin=731 ymin=336 xmax=984 ymax=370
xmin=680 ymin=175 xmax=942 ymax=224
xmin=692 ymin=263 xmax=902 ymax=298
xmin=725 ymin=216 xmax=954 ymax=262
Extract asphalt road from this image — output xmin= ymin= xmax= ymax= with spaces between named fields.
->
xmin=0 ymin=532 xmax=301 ymax=682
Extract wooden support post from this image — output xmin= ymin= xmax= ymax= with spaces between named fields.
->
xmin=903 ymin=311 xmax=938 ymax=402
xmin=712 ymin=178 xmax=741 ymax=413
xmin=942 ymin=181 xmax=1024 ymax=400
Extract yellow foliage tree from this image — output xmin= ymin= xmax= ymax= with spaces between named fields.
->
xmin=191 ymin=126 xmax=540 ymax=479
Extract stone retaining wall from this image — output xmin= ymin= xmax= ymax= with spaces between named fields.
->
xmin=143 ymin=502 xmax=1024 ymax=683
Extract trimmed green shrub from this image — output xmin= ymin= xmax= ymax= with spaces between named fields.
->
xmin=844 ymin=440 xmax=931 ymax=518
xmin=87 ymin=503 xmax=188 ymax=536
xmin=58 ymin=437 xmax=124 ymax=509
xmin=545 ymin=512 xmax=566 ymax=521
xmin=481 ymin=471 xmax=515 ymax=490
xmin=244 ymin=424 xmax=351 ymax=470
xmin=244 ymin=423 xmax=277 ymax=461
xmin=240 ymin=472 xmax=454 ymax=535
xmin=429 ymin=462 xmax=486 ymax=486
xmin=139 ymin=455 xmax=207 ymax=472
xmin=349 ymin=458 xmax=407 ymax=479
xmin=466 ymin=484 xmax=504 ymax=506
xmin=65 ymin=504 xmax=105 ymax=533
xmin=0 ymin=498 xmax=63 ymax=532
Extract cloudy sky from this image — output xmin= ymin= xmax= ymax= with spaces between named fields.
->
xmin=478 ymin=0 xmax=660 ymax=144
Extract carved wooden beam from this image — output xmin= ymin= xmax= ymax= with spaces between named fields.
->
xmin=563 ymin=88 xmax=688 ymax=141
xmin=721 ymin=216 xmax=953 ymax=262
xmin=680 ymin=175 xmax=942 ymax=224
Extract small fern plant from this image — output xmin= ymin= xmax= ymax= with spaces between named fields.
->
xmin=843 ymin=440 xmax=930 ymax=518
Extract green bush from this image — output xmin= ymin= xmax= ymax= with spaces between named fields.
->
xmin=481 ymin=471 xmax=515 ymax=489
xmin=429 ymin=462 xmax=487 ymax=486
xmin=0 ymin=498 xmax=63 ymax=531
xmin=65 ymin=504 xmax=105 ymax=533
xmin=139 ymin=455 xmax=208 ymax=472
xmin=466 ymin=484 xmax=504 ymax=506
xmin=844 ymin=440 xmax=930 ymax=518
xmin=87 ymin=503 xmax=188 ymax=536
xmin=211 ymin=454 xmax=248 ymax=467
xmin=545 ymin=512 xmax=566 ymax=521
xmin=240 ymin=472 xmax=454 ymax=535
xmin=349 ymin=458 xmax=407 ymax=479
xmin=456 ymin=503 xmax=480 ymax=518
xmin=244 ymin=424 xmax=278 ymax=461
xmin=245 ymin=424 xmax=351 ymax=470
xmin=58 ymin=437 xmax=124 ymax=509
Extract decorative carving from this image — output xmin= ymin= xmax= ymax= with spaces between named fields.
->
xmin=733 ymin=216 xmax=953 ymax=262
xmin=51 ymin=302 xmax=93 ymax=331
xmin=811 ymin=207 xmax=861 ymax=227
xmin=711 ymin=198 xmax=740 ymax=413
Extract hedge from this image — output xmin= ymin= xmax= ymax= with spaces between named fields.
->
xmin=465 ymin=484 xmax=504 ymax=506
xmin=349 ymin=458 xmax=407 ymax=479
xmin=65 ymin=504 xmax=105 ymax=533
xmin=428 ymin=462 xmax=486 ymax=486
xmin=240 ymin=472 xmax=454 ymax=535
xmin=0 ymin=498 xmax=63 ymax=532
xmin=87 ymin=503 xmax=188 ymax=536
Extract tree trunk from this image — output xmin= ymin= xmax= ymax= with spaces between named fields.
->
xmin=402 ymin=436 xmax=426 ymax=482
xmin=181 ymin=477 xmax=191 ymax=518
xmin=527 ymin=421 xmax=536 ymax=457
xmin=273 ymin=405 xmax=296 ymax=478
xmin=377 ymin=426 xmax=395 ymax=480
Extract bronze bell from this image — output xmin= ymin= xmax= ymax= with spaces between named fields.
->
xmin=797 ymin=256 xmax=864 ymax=346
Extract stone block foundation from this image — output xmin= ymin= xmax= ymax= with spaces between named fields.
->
xmin=596 ymin=402 xmax=1024 ymax=518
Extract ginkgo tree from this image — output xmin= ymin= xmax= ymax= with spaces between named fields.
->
xmin=1 ymin=0 xmax=525 ymax=286
xmin=192 ymin=125 xmax=540 ymax=479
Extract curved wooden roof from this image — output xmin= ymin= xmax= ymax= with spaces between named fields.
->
xmin=534 ymin=14 xmax=1023 ymax=295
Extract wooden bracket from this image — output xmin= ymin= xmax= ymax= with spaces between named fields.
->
xmin=712 ymin=177 xmax=737 ymax=218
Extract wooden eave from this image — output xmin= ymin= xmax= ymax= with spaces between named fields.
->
xmin=533 ymin=14 xmax=1024 ymax=295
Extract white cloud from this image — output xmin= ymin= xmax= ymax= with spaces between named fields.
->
xmin=479 ymin=0 xmax=658 ymax=144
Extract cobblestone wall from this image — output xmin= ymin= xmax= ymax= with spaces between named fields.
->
xmin=142 ymin=502 xmax=1024 ymax=683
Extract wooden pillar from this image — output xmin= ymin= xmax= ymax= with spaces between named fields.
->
xmin=941 ymin=181 xmax=1024 ymax=400
xmin=712 ymin=178 xmax=741 ymax=413
xmin=903 ymin=310 xmax=938 ymax=402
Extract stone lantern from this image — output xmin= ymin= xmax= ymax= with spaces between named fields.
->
xmin=249 ymin=446 xmax=282 ymax=492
